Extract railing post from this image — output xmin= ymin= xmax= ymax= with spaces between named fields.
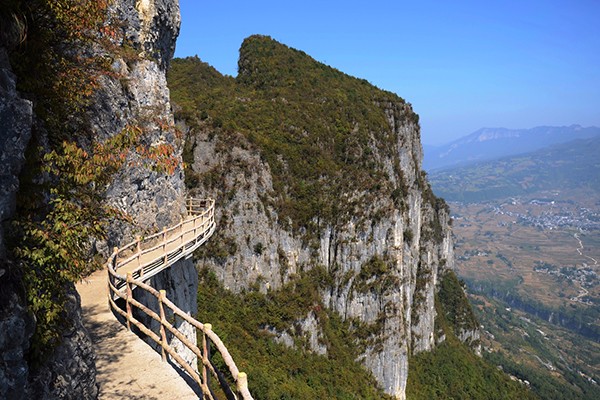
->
xmin=159 ymin=290 xmax=168 ymax=362
xmin=193 ymin=212 xmax=197 ymax=233
xmin=180 ymin=215 xmax=184 ymax=246
xmin=203 ymin=323 xmax=212 ymax=389
xmin=237 ymin=372 xmax=248 ymax=399
xmin=136 ymin=236 xmax=143 ymax=276
xmin=163 ymin=227 xmax=168 ymax=266
xmin=113 ymin=246 xmax=119 ymax=269
xmin=126 ymin=273 xmax=133 ymax=331
xmin=109 ymin=247 xmax=119 ymax=303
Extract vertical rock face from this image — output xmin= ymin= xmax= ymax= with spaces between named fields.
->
xmin=0 ymin=286 xmax=33 ymax=400
xmin=95 ymin=0 xmax=199 ymax=372
xmin=1 ymin=31 xmax=98 ymax=400
xmin=97 ymin=0 xmax=185 ymax=238
xmin=0 ymin=39 xmax=35 ymax=399
xmin=1 ymin=0 xmax=191 ymax=398
xmin=0 ymin=46 xmax=32 ymax=259
xmin=189 ymin=114 xmax=452 ymax=400
xmin=132 ymin=258 xmax=199 ymax=371
xmin=26 ymin=289 xmax=99 ymax=400
xmin=175 ymin=47 xmax=458 ymax=397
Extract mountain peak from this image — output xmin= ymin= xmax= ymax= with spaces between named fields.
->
xmin=236 ymin=35 xmax=402 ymax=104
xmin=425 ymin=125 xmax=600 ymax=170
xmin=237 ymin=34 xmax=318 ymax=88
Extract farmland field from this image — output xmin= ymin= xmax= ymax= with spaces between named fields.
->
xmin=449 ymin=189 xmax=600 ymax=399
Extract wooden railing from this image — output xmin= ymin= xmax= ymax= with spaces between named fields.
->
xmin=110 ymin=198 xmax=216 ymax=295
xmin=107 ymin=198 xmax=253 ymax=400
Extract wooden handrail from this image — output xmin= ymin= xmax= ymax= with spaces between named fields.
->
xmin=107 ymin=198 xmax=253 ymax=400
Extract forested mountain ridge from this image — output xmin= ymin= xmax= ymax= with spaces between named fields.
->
xmin=167 ymin=35 xmax=535 ymax=399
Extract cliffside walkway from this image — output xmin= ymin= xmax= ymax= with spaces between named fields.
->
xmin=77 ymin=198 xmax=253 ymax=400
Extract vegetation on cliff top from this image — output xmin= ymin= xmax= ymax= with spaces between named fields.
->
xmin=168 ymin=35 xmax=419 ymax=243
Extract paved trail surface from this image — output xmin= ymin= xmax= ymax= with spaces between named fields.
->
xmin=77 ymin=269 xmax=199 ymax=399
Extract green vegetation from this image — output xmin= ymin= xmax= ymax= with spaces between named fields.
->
xmin=406 ymin=335 xmax=538 ymax=400
xmin=485 ymin=351 xmax=599 ymax=400
xmin=12 ymin=129 xmax=138 ymax=359
xmin=8 ymin=0 xmax=113 ymax=144
xmin=196 ymin=267 xmax=393 ymax=399
xmin=471 ymin=295 xmax=600 ymax=400
xmin=407 ymin=275 xmax=537 ymax=400
xmin=437 ymin=270 xmax=479 ymax=336
xmin=196 ymin=262 xmax=538 ymax=399
xmin=168 ymin=36 xmax=418 ymax=243
xmin=350 ymin=256 xmax=400 ymax=296
xmin=463 ymin=277 xmax=600 ymax=341
xmin=4 ymin=0 xmax=115 ymax=363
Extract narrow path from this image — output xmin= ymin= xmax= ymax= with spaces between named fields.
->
xmin=77 ymin=261 xmax=200 ymax=399
xmin=574 ymin=232 xmax=598 ymax=266
xmin=75 ymin=199 xmax=249 ymax=399
xmin=571 ymin=232 xmax=595 ymax=304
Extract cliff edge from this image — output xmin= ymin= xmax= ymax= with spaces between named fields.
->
xmin=169 ymin=36 xmax=480 ymax=399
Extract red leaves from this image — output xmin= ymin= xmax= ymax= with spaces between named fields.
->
xmin=135 ymin=142 xmax=180 ymax=175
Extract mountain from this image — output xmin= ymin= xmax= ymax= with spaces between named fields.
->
xmin=424 ymin=125 xmax=600 ymax=171
xmin=168 ymin=37 xmax=535 ymax=399
xmin=1 ymin=4 xmax=537 ymax=397
xmin=429 ymin=136 xmax=600 ymax=202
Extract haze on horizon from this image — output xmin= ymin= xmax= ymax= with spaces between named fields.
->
xmin=174 ymin=0 xmax=600 ymax=146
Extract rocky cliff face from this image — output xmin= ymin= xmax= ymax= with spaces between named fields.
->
xmin=170 ymin=38 xmax=468 ymax=399
xmin=1 ymin=0 xmax=193 ymax=397
xmin=92 ymin=0 xmax=199 ymax=376
xmin=0 ymin=37 xmax=35 ymax=399
xmin=1 ymin=20 xmax=98 ymax=400
xmin=187 ymin=109 xmax=453 ymax=399
xmin=98 ymin=0 xmax=185 ymax=236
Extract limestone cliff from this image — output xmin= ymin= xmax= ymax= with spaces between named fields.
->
xmin=90 ymin=0 xmax=198 ymax=373
xmin=169 ymin=37 xmax=478 ymax=399
xmin=1 ymin=0 xmax=193 ymax=397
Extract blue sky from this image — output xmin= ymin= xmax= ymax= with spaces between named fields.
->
xmin=174 ymin=0 xmax=600 ymax=145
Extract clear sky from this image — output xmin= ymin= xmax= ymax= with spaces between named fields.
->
xmin=174 ymin=0 xmax=600 ymax=145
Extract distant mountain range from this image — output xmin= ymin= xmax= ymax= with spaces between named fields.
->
xmin=424 ymin=125 xmax=600 ymax=171
xmin=428 ymin=136 xmax=600 ymax=202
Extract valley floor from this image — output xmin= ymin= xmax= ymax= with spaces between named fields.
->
xmin=449 ymin=192 xmax=600 ymax=399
